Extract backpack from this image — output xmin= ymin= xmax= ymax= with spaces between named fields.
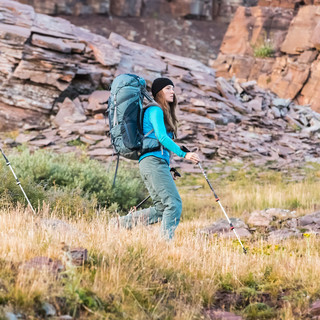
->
xmin=107 ymin=73 xmax=161 ymax=185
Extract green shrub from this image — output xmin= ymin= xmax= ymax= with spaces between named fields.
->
xmin=0 ymin=148 xmax=147 ymax=214
xmin=253 ymin=38 xmax=274 ymax=58
xmin=244 ymin=302 xmax=276 ymax=319
xmin=0 ymin=163 xmax=46 ymax=209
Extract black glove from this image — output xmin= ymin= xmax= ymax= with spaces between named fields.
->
xmin=181 ymin=146 xmax=190 ymax=153
xmin=170 ymin=167 xmax=181 ymax=178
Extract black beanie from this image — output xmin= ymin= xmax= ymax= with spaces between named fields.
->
xmin=151 ymin=78 xmax=174 ymax=98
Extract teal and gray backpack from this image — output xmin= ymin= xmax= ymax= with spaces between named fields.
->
xmin=107 ymin=73 xmax=161 ymax=184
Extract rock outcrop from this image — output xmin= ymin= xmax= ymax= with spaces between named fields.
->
xmin=13 ymin=0 xmax=258 ymax=20
xmin=200 ymin=209 xmax=320 ymax=241
xmin=16 ymin=0 xmax=110 ymax=15
xmin=213 ymin=4 xmax=320 ymax=112
xmin=0 ymin=0 xmax=120 ymax=129
xmin=258 ymin=0 xmax=320 ymax=8
xmin=0 ymin=0 xmax=320 ymax=170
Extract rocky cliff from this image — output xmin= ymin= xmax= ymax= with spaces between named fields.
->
xmin=213 ymin=3 xmax=320 ymax=112
xmin=0 ymin=0 xmax=319 ymax=170
xmin=14 ymin=0 xmax=258 ymax=20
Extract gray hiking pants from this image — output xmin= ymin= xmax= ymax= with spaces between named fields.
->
xmin=117 ymin=156 xmax=182 ymax=240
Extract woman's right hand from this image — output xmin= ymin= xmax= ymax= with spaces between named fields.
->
xmin=185 ymin=152 xmax=201 ymax=164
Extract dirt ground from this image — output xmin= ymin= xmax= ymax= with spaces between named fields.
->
xmin=60 ymin=14 xmax=229 ymax=65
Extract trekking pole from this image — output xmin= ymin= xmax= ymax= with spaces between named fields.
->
xmin=128 ymin=195 xmax=150 ymax=214
xmin=0 ymin=146 xmax=36 ymax=215
xmin=181 ymin=146 xmax=247 ymax=254
xmin=198 ymin=162 xmax=247 ymax=254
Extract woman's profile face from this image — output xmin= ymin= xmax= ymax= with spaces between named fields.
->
xmin=162 ymin=85 xmax=174 ymax=103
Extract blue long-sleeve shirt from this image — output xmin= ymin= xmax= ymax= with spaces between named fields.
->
xmin=139 ymin=106 xmax=186 ymax=165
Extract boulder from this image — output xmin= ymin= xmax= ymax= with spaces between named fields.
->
xmin=86 ymin=90 xmax=110 ymax=114
xmin=251 ymin=58 xmax=274 ymax=84
xmin=310 ymin=300 xmax=320 ymax=316
xmin=311 ymin=21 xmax=320 ymax=50
xmin=204 ymin=309 xmax=243 ymax=320
xmin=42 ymin=303 xmax=56 ymax=317
xmin=53 ymin=98 xmax=87 ymax=127
xmin=268 ymin=228 xmax=302 ymax=241
xmin=20 ymin=256 xmax=64 ymax=275
xmin=267 ymin=58 xmax=310 ymax=100
xmin=0 ymin=102 xmax=48 ymax=130
xmin=220 ymin=6 xmax=293 ymax=56
xmin=62 ymin=244 xmax=88 ymax=266
xmin=200 ymin=218 xmax=252 ymax=238
xmin=299 ymin=58 xmax=320 ymax=112
xmin=220 ymin=7 xmax=255 ymax=56
xmin=87 ymin=34 xmax=122 ymax=67
xmin=298 ymin=211 xmax=320 ymax=231
xmin=281 ymin=6 xmax=320 ymax=54
xmin=247 ymin=210 xmax=273 ymax=227
xmin=230 ymin=56 xmax=256 ymax=82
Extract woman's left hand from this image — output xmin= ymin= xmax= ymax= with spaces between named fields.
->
xmin=185 ymin=152 xmax=201 ymax=164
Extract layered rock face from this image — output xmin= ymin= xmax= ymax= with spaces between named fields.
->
xmin=0 ymin=0 xmax=320 ymax=169
xmin=13 ymin=0 xmax=258 ymax=19
xmin=0 ymin=0 xmax=121 ymax=129
xmin=213 ymin=4 xmax=320 ymax=112
xmin=258 ymin=0 xmax=320 ymax=8
xmin=16 ymin=0 xmax=110 ymax=15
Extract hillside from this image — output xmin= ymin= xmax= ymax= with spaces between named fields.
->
xmin=0 ymin=0 xmax=319 ymax=172
xmin=1 ymin=1 xmax=320 ymax=318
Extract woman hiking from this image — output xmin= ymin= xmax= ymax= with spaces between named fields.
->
xmin=113 ymin=77 xmax=200 ymax=240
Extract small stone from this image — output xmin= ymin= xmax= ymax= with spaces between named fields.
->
xmin=272 ymin=98 xmax=291 ymax=108
xmin=200 ymin=218 xmax=252 ymax=238
xmin=42 ymin=302 xmax=56 ymax=317
xmin=310 ymin=300 xmax=320 ymax=316
xmin=247 ymin=211 xmax=273 ymax=227
xmin=63 ymin=247 xmax=88 ymax=266
xmin=204 ymin=309 xmax=243 ymax=320
xmin=5 ymin=312 xmax=18 ymax=320
xmin=271 ymin=106 xmax=281 ymax=118
xmin=268 ymin=229 xmax=302 ymax=241
xmin=20 ymin=256 xmax=64 ymax=275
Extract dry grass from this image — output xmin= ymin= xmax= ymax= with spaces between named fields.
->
xmin=179 ymin=166 xmax=320 ymax=221
xmin=0 ymin=198 xmax=320 ymax=319
xmin=1 ymin=162 xmax=320 ymax=318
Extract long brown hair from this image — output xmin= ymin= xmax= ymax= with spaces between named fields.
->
xmin=155 ymin=90 xmax=178 ymax=137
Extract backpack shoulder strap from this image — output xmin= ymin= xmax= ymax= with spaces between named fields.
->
xmin=144 ymin=101 xmax=162 ymax=110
